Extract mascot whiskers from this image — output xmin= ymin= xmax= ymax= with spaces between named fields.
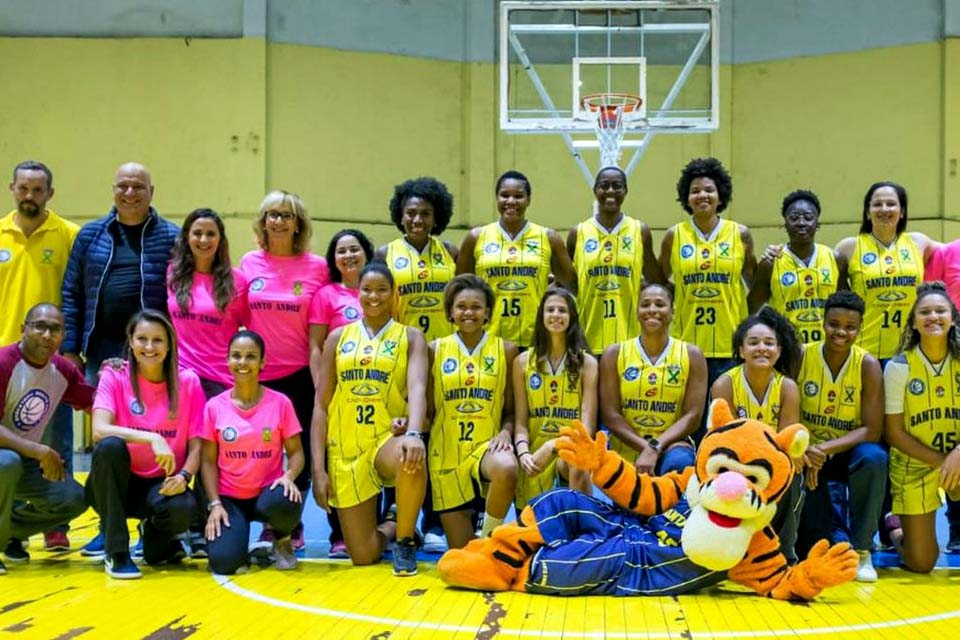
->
xmin=438 ymin=399 xmax=858 ymax=599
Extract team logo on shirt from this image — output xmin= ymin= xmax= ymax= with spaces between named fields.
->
xmin=804 ymin=381 xmax=819 ymax=396
xmin=821 ymin=269 xmax=832 ymax=284
xmin=529 ymin=373 xmax=542 ymax=390
xmin=909 ymin=378 xmax=925 ymax=395
xmin=796 ymin=310 xmax=821 ymax=323
xmin=409 ymin=295 xmax=439 ymax=308
xmin=394 ymin=256 xmax=409 ymax=269
xmin=130 ymin=400 xmax=145 ymax=415
xmin=876 ymin=290 xmax=907 ymax=302
xmin=381 ymin=340 xmax=398 ymax=356
xmin=843 ymin=386 xmax=856 ymax=403
xmin=636 ymin=416 xmax=666 ymax=428
xmin=497 ymin=280 xmax=527 ymax=291
xmin=12 ymin=389 xmax=51 ymax=432
xmin=780 ymin=272 xmax=797 ymax=287
xmin=456 ymin=401 xmax=484 ymax=414
xmin=351 ymin=383 xmax=379 ymax=396
xmin=222 ymin=427 xmax=239 ymax=442
xmin=442 ymin=358 xmax=457 ymax=374
xmin=691 ymin=287 xmax=721 ymax=299
xmin=936 ymin=385 xmax=945 ymax=398
xmin=623 ymin=366 xmax=639 ymax=382
xmin=483 ymin=356 xmax=496 ymax=373
xmin=680 ymin=244 xmax=694 ymax=259
xmin=862 ymin=252 xmax=877 ymax=265
xmin=484 ymin=242 xmax=500 ymax=254
xmin=900 ymin=249 xmax=912 ymax=262
xmin=340 ymin=340 xmax=357 ymax=354
xmin=584 ymin=239 xmax=599 ymax=253
xmin=0 ymin=249 xmax=10 ymax=263
xmin=595 ymin=280 xmax=620 ymax=291
xmin=42 ymin=249 xmax=54 ymax=264
xmin=344 ymin=307 xmax=360 ymax=320
xmin=525 ymin=240 xmax=540 ymax=254
xmin=432 ymin=253 xmax=445 ymax=267
xmin=293 ymin=282 xmax=303 ymax=295
xmin=622 ymin=236 xmax=633 ymax=252
xmin=250 ymin=277 xmax=266 ymax=292
xmin=718 ymin=242 xmax=730 ymax=258
xmin=666 ymin=365 xmax=681 ymax=385
xmin=262 ymin=428 xmax=273 ymax=442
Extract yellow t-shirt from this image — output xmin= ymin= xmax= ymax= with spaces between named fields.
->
xmin=726 ymin=364 xmax=784 ymax=429
xmin=385 ymin=236 xmax=455 ymax=341
xmin=769 ymin=244 xmax=838 ymax=344
xmin=848 ymin=233 xmax=923 ymax=359
xmin=327 ymin=320 xmax=409 ymax=460
xmin=610 ymin=337 xmax=690 ymax=461
xmin=474 ymin=221 xmax=551 ymax=348
xmin=430 ymin=332 xmax=508 ymax=471
xmin=798 ymin=342 xmax=865 ymax=444
xmin=0 ymin=210 xmax=79 ymax=344
xmin=669 ymin=219 xmax=746 ymax=358
xmin=573 ymin=215 xmax=646 ymax=354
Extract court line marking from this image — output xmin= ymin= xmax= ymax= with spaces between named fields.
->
xmin=213 ymin=564 xmax=960 ymax=638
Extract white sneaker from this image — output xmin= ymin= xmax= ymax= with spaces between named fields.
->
xmin=856 ymin=550 xmax=878 ymax=582
xmin=422 ymin=532 xmax=448 ymax=554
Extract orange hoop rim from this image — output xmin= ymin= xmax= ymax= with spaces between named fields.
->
xmin=580 ymin=92 xmax=643 ymax=113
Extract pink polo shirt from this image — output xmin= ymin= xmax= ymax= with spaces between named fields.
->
xmin=924 ymin=239 xmax=960 ymax=307
xmin=200 ymin=387 xmax=301 ymax=499
xmin=239 ymin=250 xmax=329 ymax=381
xmin=167 ymin=267 xmax=249 ymax=385
xmin=94 ymin=365 xmax=205 ymax=478
xmin=310 ymin=282 xmax=362 ymax=333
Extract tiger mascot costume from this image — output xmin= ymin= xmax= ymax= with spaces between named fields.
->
xmin=438 ymin=399 xmax=858 ymax=599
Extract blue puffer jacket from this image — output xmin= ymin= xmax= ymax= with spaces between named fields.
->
xmin=61 ymin=207 xmax=178 ymax=355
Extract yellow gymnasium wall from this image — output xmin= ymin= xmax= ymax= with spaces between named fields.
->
xmin=0 ymin=36 xmax=952 ymax=261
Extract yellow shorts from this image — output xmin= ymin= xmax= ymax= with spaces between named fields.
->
xmin=430 ymin=441 xmax=489 ymax=511
xmin=890 ymin=450 xmax=941 ymax=515
xmin=515 ymin=457 xmax=559 ymax=509
xmin=328 ymin=433 xmax=395 ymax=509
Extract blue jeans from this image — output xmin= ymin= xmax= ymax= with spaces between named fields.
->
xmin=797 ymin=442 xmax=888 ymax=555
xmin=0 ymin=450 xmax=86 ymax=544
xmin=656 ymin=444 xmax=695 ymax=475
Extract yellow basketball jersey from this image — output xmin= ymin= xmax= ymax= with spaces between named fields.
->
xmin=523 ymin=348 xmax=582 ymax=451
xmin=385 ymin=236 xmax=455 ymax=341
xmin=669 ymin=219 xmax=746 ymax=358
xmin=798 ymin=342 xmax=865 ymax=444
xmin=769 ymin=244 xmax=838 ymax=344
xmin=610 ymin=337 xmax=689 ymax=460
xmin=430 ymin=332 xmax=508 ymax=471
xmin=474 ymin=221 xmax=551 ymax=347
xmin=573 ymin=215 xmax=645 ymax=354
xmin=849 ymin=233 xmax=923 ymax=359
xmin=726 ymin=364 xmax=784 ymax=429
xmin=327 ymin=320 xmax=409 ymax=460
xmin=897 ymin=349 xmax=960 ymax=455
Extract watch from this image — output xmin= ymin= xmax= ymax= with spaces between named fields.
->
xmin=647 ymin=438 xmax=661 ymax=452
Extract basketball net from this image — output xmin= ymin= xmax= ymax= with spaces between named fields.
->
xmin=582 ymin=93 xmax=643 ymax=168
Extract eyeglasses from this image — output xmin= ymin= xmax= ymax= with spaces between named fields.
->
xmin=265 ymin=210 xmax=296 ymax=222
xmin=27 ymin=321 xmax=63 ymax=336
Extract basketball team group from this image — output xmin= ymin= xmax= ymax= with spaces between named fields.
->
xmin=2 ymin=155 xmax=959 ymax=585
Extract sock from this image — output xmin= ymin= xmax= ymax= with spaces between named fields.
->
xmin=480 ymin=513 xmax=503 ymax=538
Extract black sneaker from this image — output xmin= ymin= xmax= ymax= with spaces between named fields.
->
xmin=392 ymin=537 xmax=418 ymax=577
xmin=142 ymin=520 xmax=187 ymax=566
xmin=4 ymin=539 xmax=29 ymax=563
xmin=144 ymin=540 xmax=187 ymax=566
xmin=947 ymin=530 xmax=960 ymax=554
xmin=105 ymin=552 xmax=142 ymax=579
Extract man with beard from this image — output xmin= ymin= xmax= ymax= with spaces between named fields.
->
xmin=0 ymin=161 xmax=80 ymax=553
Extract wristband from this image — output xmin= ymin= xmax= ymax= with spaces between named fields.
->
xmin=178 ymin=469 xmax=193 ymax=484
xmin=405 ymin=431 xmax=424 ymax=439
xmin=518 ymin=451 xmax=532 ymax=459
xmin=515 ymin=439 xmax=529 ymax=447
xmin=207 ymin=499 xmax=222 ymax=509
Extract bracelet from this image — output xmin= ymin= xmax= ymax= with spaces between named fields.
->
xmin=178 ymin=469 xmax=193 ymax=484
xmin=518 ymin=451 xmax=532 ymax=459
xmin=515 ymin=439 xmax=529 ymax=447
xmin=405 ymin=431 xmax=424 ymax=439
xmin=207 ymin=499 xmax=222 ymax=509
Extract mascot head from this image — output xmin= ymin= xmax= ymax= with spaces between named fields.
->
xmin=681 ymin=399 xmax=808 ymax=571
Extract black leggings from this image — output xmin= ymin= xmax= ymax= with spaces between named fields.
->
xmin=207 ymin=486 xmax=303 ymax=575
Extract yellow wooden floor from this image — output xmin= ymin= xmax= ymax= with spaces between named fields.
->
xmin=2 ymin=506 xmax=960 ymax=640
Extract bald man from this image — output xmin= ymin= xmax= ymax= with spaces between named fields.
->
xmin=61 ymin=162 xmax=178 ymax=379
xmin=0 ymin=304 xmax=95 ymax=572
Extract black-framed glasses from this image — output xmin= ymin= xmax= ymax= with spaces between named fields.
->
xmin=265 ymin=210 xmax=296 ymax=222
xmin=27 ymin=321 xmax=63 ymax=336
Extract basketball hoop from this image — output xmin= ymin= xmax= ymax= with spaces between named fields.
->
xmin=581 ymin=92 xmax=643 ymax=168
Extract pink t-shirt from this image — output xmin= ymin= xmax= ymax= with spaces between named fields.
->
xmin=310 ymin=282 xmax=362 ymax=333
xmin=200 ymin=387 xmax=302 ymax=499
xmin=93 ymin=365 xmax=205 ymax=478
xmin=924 ymin=239 xmax=960 ymax=307
xmin=167 ymin=267 xmax=249 ymax=385
xmin=239 ymin=250 xmax=330 ymax=381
